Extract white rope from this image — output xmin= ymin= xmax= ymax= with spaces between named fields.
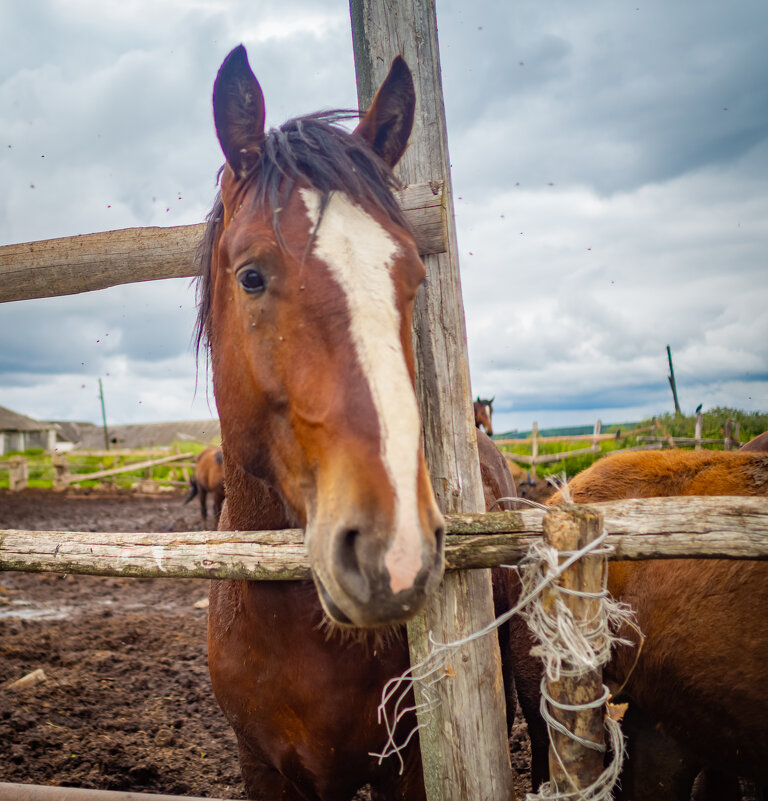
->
xmin=369 ymin=525 xmax=628 ymax=771
xmin=518 ymin=534 xmax=640 ymax=801
xmin=371 ymin=499 xmax=641 ymax=801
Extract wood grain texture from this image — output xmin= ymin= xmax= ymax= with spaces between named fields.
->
xmin=541 ymin=507 xmax=606 ymax=792
xmin=3 ymin=497 xmax=767 ymax=579
xmin=0 ymin=183 xmax=445 ymax=303
xmin=350 ymin=2 xmax=511 ymax=798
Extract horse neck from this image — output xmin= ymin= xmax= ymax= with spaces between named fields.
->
xmin=220 ymin=463 xmax=296 ymax=531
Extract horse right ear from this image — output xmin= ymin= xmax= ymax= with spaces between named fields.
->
xmin=213 ymin=45 xmax=266 ymax=179
xmin=354 ymin=55 xmax=415 ymax=168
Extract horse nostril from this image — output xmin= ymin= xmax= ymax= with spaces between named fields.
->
xmin=433 ymin=524 xmax=445 ymax=567
xmin=335 ymin=527 xmax=370 ymax=602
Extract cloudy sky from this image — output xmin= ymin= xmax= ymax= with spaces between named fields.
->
xmin=1 ymin=1 xmax=767 ymax=435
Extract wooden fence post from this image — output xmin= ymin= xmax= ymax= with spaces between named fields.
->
xmin=541 ymin=506 xmax=606 ymax=793
xmin=591 ymin=419 xmax=602 ymax=453
xmin=8 ymin=457 xmax=28 ymax=492
xmin=350 ymin=2 xmax=515 ymax=799
xmin=52 ymin=454 xmax=70 ymax=491
xmin=531 ymin=421 xmax=539 ymax=479
xmin=695 ymin=412 xmax=703 ymax=450
xmin=724 ymin=419 xmax=733 ymax=451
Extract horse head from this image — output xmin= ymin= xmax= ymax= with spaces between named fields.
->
xmin=197 ymin=46 xmax=445 ymax=627
xmin=474 ymin=397 xmax=494 ymax=436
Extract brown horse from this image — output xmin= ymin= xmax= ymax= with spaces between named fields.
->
xmin=474 ymin=396 xmax=494 ymax=436
xmin=196 ymin=46 xmax=514 ymax=800
xmin=184 ymin=446 xmax=225 ymax=527
xmin=529 ymin=450 xmax=768 ymax=800
xmin=740 ymin=430 xmax=768 ymax=452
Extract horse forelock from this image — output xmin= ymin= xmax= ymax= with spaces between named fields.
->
xmin=194 ymin=112 xmax=411 ymax=363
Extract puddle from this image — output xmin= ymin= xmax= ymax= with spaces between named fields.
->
xmin=0 ymin=600 xmax=75 ymax=620
xmin=0 ymin=597 xmax=194 ymax=620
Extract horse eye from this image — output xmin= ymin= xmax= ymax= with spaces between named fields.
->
xmin=237 ymin=266 xmax=267 ymax=294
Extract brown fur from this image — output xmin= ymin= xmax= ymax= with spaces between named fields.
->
xmin=184 ymin=446 xmax=225 ymax=527
xmin=740 ymin=430 xmax=768 ymax=452
xmin=209 ymin=436 xmax=521 ymax=801
xmin=477 ymin=427 xmax=517 ymax=510
xmin=537 ymin=450 xmax=768 ymax=800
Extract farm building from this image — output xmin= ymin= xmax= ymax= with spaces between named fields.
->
xmin=0 ymin=404 xmax=59 ymax=455
xmin=73 ymin=418 xmax=221 ymax=450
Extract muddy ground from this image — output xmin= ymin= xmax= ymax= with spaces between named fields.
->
xmin=0 ymin=488 xmax=540 ymax=799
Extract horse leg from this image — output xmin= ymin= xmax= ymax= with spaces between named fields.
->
xmin=691 ymin=768 xmax=743 ymax=801
xmin=198 ymin=487 xmax=208 ymax=527
xmin=505 ymin=573 xmax=549 ymax=791
xmin=236 ymin=736 xmax=313 ymax=801
xmin=613 ymin=702 xmax=700 ymax=801
xmin=491 ymin=568 xmax=519 ymax=736
xmin=212 ymin=490 xmax=225 ymax=528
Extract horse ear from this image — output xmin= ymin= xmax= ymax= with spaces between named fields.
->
xmin=490 ymin=396 xmax=495 ymax=405
xmin=213 ymin=45 xmax=266 ymax=179
xmin=354 ymin=55 xmax=415 ymax=167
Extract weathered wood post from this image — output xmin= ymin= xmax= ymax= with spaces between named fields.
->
xmin=349 ymin=2 xmax=515 ymax=799
xmin=591 ymin=419 xmax=602 ymax=453
xmin=51 ymin=454 xmax=71 ymax=491
xmin=8 ymin=457 xmax=29 ymax=492
xmin=531 ymin=421 xmax=539 ymax=479
xmin=541 ymin=506 xmax=606 ymax=793
xmin=695 ymin=412 xmax=703 ymax=450
xmin=724 ymin=419 xmax=733 ymax=451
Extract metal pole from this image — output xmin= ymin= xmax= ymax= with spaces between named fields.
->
xmin=98 ymin=377 xmax=110 ymax=450
xmin=666 ymin=345 xmax=682 ymax=415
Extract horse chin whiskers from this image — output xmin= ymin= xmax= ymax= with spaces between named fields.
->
xmin=316 ymin=612 xmax=406 ymax=652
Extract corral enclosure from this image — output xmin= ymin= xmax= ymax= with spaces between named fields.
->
xmin=1 ymin=1 xmax=768 ymax=800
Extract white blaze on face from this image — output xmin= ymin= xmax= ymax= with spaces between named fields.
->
xmin=301 ymin=188 xmax=423 ymax=594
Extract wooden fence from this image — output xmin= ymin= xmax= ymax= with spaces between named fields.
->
xmin=1 ymin=452 xmax=195 ymax=493
xmin=2 ymin=495 xmax=767 ymax=800
xmin=498 ymin=415 xmax=745 ymax=478
xmin=2 ymin=1 xmax=765 ymax=798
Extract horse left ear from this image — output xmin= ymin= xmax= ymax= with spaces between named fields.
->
xmin=213 ymin=45 xmax=266 ymax=179
xmin=354 ymin=55 xmax=415 ymax=167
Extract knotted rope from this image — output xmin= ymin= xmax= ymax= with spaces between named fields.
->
xmin=371 ymin=493 xmax=640 ymax=801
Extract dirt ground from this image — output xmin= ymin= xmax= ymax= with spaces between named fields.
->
xmin=0 ymin=488 xmax=536 ymax=800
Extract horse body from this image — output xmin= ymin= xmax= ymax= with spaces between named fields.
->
xmin=543 ymin=450 xmax=768 ymax=799
xmin=740 ymin=430 xmax=768 ymax=451
xmin=184 ymin=446 xmax=225 ymax=527
xmin=199 ymin=47 xmax=511 ymax=800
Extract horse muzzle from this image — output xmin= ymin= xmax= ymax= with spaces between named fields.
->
xmin=307 ymin=512 xmax=445 ymax=628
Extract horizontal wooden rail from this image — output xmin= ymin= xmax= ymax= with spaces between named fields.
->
xmin=60 ymin=452 xmax=189 ymax=484
xmin=0 ymin=182 xmax=445 ymax=303
xmin=495 ymin=424 xmax=656 ymax=448
xmin=504 ymin=444 xmax=600 ymax=466
xmin=0 ymin=782 xmax=236 ymax=801
xmin=2 ymin=497 xmax=766 ymax=580
xmin=637 ymin=436 xmax=737 ymax=447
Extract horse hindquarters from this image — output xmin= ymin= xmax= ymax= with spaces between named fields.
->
xmin=608 ymin=558 xmax=768 ymax=790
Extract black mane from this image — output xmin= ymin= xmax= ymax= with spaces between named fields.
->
xmin=194 ymin=112 xmax=411 ymax=359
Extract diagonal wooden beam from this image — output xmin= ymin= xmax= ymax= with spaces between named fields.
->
xmin=0 ymin=181 xmax=445 ymax=303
